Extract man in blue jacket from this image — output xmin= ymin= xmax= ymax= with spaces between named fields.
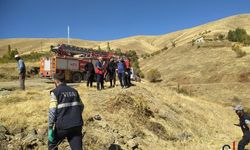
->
xmin=48 ymin=73 xmax=84 ymax=150
xmin=117 ymin=57 xmax=127 ymax=88
xmin=15 ymin=55 xmax=26 ymax=90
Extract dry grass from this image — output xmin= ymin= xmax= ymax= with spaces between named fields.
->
xmin=77 ymin=81 xmax=243 ymax=149
xmin=0 ymin=76 xmax=246 ymax=149
xmin=135 ymin=82 xmax=242 ymax=150
xmin=0 ymin=83 xmax=52 ymax=132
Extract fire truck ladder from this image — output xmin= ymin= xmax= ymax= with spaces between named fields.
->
xmin=50 ymin=44 xmax=113 ymax=58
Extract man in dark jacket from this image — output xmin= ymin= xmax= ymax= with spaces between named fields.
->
xmin=48 ymin=73 xmax=84 ymax=150
xmin=234 ymin=105 xmax=250 ymax=150
xmin=107 ymin=57 xmax=117 ymax=87
xmin=15 ymin=55 xmax=26 ymax=90
xmin=84 ymin=59 xmax=95 ymax=87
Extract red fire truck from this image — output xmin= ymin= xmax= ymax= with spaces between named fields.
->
xmin=40 ymin=44 xmax=114 ymax=83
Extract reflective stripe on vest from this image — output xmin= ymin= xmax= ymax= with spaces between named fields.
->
xmin=57 ymin=101 xmax=82 ymax=109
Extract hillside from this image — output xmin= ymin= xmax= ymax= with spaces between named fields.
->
xmin=0 ymin=77 xmax=241 ymax=150
xmin=140 ymin=40 xmax=250 ymax=112
xmin=0 ymin=14 xmax=250 ymax=56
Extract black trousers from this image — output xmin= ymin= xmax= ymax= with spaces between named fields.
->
xmin=238 ymin=134 xmax=250 ymax=150
xmin=108 ymin=72 xmax=116 ymax=87
xmin=125 ymin=70 xmax=131 ymax=87
xmin=48 ymin=126 xmax=83 ymax=150
xmin=118 ymin=72 xmax=125 ymax=87
xmin=86 ymin=72 xmax=94 ymax=87
xmin=96 ymin=74 xmax=104 ymax=90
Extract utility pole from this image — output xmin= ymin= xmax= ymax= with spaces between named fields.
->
xmin=68 ymin=25 xmax=70 ymax=45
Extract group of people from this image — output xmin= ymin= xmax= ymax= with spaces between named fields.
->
xmin=14 ymin=55 xmax=250 ymax=150
xmin=84 ymin=56 xmax=132 ymax=91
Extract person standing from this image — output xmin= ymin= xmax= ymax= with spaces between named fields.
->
xmin=95 ymin=57 xmax=104 ymax=90
xmin=14 ymin=55 xmax=26 ymax=90
xmin=234 ymin=105 xmax=250 ymax=150
xmin=107 ymin=57 xmax=117 ymax=87
xmin=48 ymin=73 xmax=84 ymax=150
xmin=84 ymin=59 xmax=95 ymax=87
xmin=124 ymin=57 xmax=131 ymax=87
xmin=117 ymin=57 xmax=126 ymax=88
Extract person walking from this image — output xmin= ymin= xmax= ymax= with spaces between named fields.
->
xmin=95 ymin=57 xmax=104 ymax=90
xmin=106 ymin=57 xmax=117 ymax=87
xmin=48 ymin=73 xmax=84 ymax=150
xmin=14 ymin=55 xmax=26 ymax=90
xmin=234 ymin=105 xmax=250 ymax=150
xmin=84 ymin=59 xmax=95 ymax=87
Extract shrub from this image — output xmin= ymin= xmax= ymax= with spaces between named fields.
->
xmin=0 ymin=50 xmax=51 ymax=63
xmin=125 ymin=50 xmax=143 ymax=78
xmin=245 ymin=107 xmax=250 ymax=116
xmin=0 ymin=47 xmax=19 ymax=63
xmin=191 ymin=39 xmax=195 ymax=46
xmin=114 ymin=48 xmax=122 ymax=56
xmin=3 ymin=48 xmax=18 ymax=60
xmin=161 ymin=46 xmax=168 ymax=51
xmin=243 ymin=35 xmax=250 ymax=45
xmin=141 ymin=54 xmax=145 ymax=58
xmin=232 ymin=44 xmax=246 ymax=58
xmin=218 ymin=34 xmax=225 ymax=40
xmin=146 ymin=69 xmax=161 ymax=82
xmin=151 ymin=50 xmax=161 ymax=56
xmin=177 ymin=84 xmax=191 ymax=96
xmin=171 ymin=41 xmax=176 ymax=47
xmin=139 ymin=72 xmax=145 ymax=79
xmin=228 ymin=28 xmax=250 ymax=45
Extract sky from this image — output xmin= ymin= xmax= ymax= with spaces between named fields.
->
xmin=0 ymin=0 xmax=250 ymax=41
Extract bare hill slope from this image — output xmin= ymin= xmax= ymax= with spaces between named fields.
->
xmin=140 ymin=40 xmax=250 ymax=116
xmin=0 ymin=14 xmax=250 ymax=56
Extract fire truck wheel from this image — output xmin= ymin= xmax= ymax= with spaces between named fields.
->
xmin=72 ymin=72 xmax=82 ymax=83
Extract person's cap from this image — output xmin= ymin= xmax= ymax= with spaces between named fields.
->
xmin=14 ymin=54 xmax=20 ymax=58
xmin=53 ymin=72 xmax=65 ymax=81
xmin=234 ymin=105 xmax=244 ymax=111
